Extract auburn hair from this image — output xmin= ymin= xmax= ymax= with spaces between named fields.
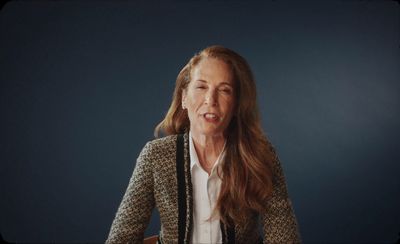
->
xmin=154 ymin=45 xmax=275 ymax=225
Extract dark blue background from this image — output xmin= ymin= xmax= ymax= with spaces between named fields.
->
xmin=1 ymin=1 xmax=399 ymax=243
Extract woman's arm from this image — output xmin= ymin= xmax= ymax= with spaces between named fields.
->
xmin=106 ymin=142 xmax=155 ymax=244
xmin=262 ymin=148 xmax=301 ymax=243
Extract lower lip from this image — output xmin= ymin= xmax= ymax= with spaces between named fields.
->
xmin=203 ymin=115 xmax=219 ymax=123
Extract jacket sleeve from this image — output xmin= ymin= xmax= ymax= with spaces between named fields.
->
xmin=106 ymin=142 xmax=155 ymax=244
xmin=262 ymin=148 xmax=301 ymax=243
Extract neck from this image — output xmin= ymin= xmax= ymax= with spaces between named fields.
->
xmin=191 ymin=131 xmax=226 ymax=174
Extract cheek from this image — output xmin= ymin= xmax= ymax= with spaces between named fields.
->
xmin=187 ymin=92 xmax=203 ymax=107
xmin=221 ymin=97 xmax=235 ymax=111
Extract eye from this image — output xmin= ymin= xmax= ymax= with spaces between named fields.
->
xmin=196 ymin=86 xmax=206 ymax=90
xmin=219 ymin=87 xmax=232 ymax=94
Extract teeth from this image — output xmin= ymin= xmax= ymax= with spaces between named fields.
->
xmin=205 ymin=113 xmax=217 ymax=119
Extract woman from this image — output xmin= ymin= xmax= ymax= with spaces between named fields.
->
xmin=106 ymin=46 xmax=301 ymax=243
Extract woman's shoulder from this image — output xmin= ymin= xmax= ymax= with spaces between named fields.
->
xmin=145 ymin=134 xmax=178 ymax=150
xmin=138 ymin=134 xmax=179 ymax=162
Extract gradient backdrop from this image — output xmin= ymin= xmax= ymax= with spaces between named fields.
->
xmin=1 ymin=1 xmax=399 ymax=243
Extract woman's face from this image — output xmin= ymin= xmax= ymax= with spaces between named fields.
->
xmin=182 ymin=57 xmax=235 ymax=138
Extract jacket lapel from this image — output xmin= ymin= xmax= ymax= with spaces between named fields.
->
xmin=176 ymin=133 xmax=193 ymax=244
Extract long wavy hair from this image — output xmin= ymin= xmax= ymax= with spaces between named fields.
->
xmin=154 ymin=45 xmax=275 ymax=225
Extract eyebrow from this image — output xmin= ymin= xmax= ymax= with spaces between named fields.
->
xmin=195 ymin=79 xmax=233 ymax=87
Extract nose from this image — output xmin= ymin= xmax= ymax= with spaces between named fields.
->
xmin=205 ymin=89 xmax=217 ymax=106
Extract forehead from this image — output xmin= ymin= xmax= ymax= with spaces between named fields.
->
xmin=191 ymin=57 xmax=234 ymax=85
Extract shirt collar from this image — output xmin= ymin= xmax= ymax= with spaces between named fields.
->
xmin=189 ymin=131 xmax=199 ymax=171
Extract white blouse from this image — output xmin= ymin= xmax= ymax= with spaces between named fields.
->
xmin=189 ymin=132 xmax=225 ymax=244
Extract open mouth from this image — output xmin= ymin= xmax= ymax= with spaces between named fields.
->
xmin=203 ymin=113 xmax=220 ymax=122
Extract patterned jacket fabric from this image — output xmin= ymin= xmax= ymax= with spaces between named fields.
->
xmin=106 ymin=133 xmax=301 ymax=244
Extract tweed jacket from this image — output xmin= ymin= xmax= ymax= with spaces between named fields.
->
xmin=106 ymin=133 xmax=301 ymax=244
